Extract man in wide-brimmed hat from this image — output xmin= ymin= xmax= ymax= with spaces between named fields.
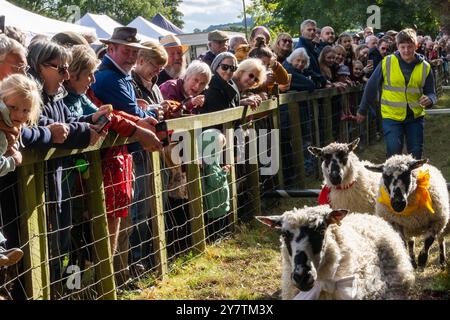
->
xmin=157 ymin=34 xmax=189 ymax=85
xmin=92 ymin=26 xmax=163 ymax=286
xmin=92 ymin=26 xmax=157 ymax=116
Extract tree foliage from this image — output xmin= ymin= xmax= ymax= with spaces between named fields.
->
xmin=9 ymin=0 xmax=184 ymax=28
xmin=247 ymin=0 xmax=446 ymax=37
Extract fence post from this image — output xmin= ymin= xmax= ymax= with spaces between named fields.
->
xmin=271 ymin=107 xmax=285 ymax=189
xmin=148 ymin=151 xmax=168 ymax=277
xmin=186 ymin=129 xmax=206 ymax=253
xmin=323 ymin=97 xmax=333 ymax=145
xmin=84 ymin=150 xmax=116 ymax=300
xmin=246 ymin=124 xmax=261 ymax=217
xmin=17 ymin=162 xmax=50 ymax=300
xmin=223 ymin=122 xmax=238 ymax=232
xmin=288 ymin=102 xmax=305 ymax=188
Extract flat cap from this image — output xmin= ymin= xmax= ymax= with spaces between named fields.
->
xmin=208 ymin=30 xmax=229 ymax=42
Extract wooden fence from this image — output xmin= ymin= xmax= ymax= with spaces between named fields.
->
xmin=12 ymin=62 xmax=446 ymax=300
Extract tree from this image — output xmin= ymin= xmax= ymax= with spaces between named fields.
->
xmin=9 ymin=0 xmax=184 ymax=28
xmin=247 ymin=0 xmax=444 ymax=37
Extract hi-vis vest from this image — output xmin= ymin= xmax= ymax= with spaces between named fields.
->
xmin=381 ymin=54 xmax=431 ymax=121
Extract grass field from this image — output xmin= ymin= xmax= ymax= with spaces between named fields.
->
xmin=127 ymin=90 xmax=450 ymax=300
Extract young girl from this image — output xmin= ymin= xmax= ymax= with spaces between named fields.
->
xmin=0 ymin=74 xmax=41 ymax=176
xmin=0 ymin=74 xmax=42 ymax=267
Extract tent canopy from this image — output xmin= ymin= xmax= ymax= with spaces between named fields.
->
xmin=151 ymin=13 xmax=183 ymax=35
xmin=127 ymin=16 xmax=174 ymax=40
xmin=77 ymin=13 xmax=155 ymax=42
xmin=77 ymin=13 xmax=122 ymax=39
xmin=0 ymin=0 xmax=96 ymax=40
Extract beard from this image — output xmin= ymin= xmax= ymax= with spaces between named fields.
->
xmin=165 ymin=60 xmax=187 ymax=79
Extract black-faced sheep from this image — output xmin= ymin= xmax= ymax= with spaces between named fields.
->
xmin=366 ymin=154 xmax=449 ymax=269
xmin=308 ymin=138 xmax=381 ymax=214
xmin=257 ymin=205 xmax=415 ymax=300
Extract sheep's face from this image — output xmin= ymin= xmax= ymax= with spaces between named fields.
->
xmin=308 ymin=138 xmax=359 ymax=186
xmin=366 ymin=156 xmax=428 ymax=212
xmin=256 ymin=207 xmax=348 ymax=292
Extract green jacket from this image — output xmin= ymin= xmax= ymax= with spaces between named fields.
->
xmin=201 ymin=130 xmax=230 ymax=219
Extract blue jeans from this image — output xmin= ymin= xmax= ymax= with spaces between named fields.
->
xmin=382 ymin=116 xmax=424 ymax=159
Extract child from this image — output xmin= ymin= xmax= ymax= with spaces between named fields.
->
xmin=351 ymin=60 xmax=368 ymax=84
xmin=201 ymin=129 xmax=230 ymax=242
xmin=0 ymin=74 xmax=42 ymax=267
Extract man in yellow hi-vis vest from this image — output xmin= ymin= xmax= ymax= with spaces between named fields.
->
xmin=357 ymin=28 xmax=436 ymax=159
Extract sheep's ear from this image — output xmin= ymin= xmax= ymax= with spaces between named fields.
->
xmin=325 ymin=209 xmax=348 ymax=226
xmin=365 ymin=163 xmax=384 ymax=173
xmin=256 ymin=216 xmax=283 ymax=229
xmin=347 ymin=138 xmax=360 ymax=152
xmin=409 ymin=158 xmax=428 ymax=171
xmin=308 ymin=146 xmax=323 ymax=158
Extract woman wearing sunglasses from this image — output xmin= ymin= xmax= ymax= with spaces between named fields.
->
xmin=232 ymin=58 xmax=266 ymax=110
xmin=202 ymin=52 xmax=240 ymax=114
xmin=273 ymin=33 xmax=294 ymax=64
xmin=27 ymin=39 xmax=111 ymax=297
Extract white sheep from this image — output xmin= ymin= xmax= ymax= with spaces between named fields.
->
xmin=366 ymin=154 xmax=449 ymax=269
xmin=257 ymin=205 xmax=415 ymax=300
xmin=308 ymin=138 xmax=381 ymax=214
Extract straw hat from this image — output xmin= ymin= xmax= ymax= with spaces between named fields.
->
xmin=159 ymin=34 xmax=189 ymax=54
xmin=100 ymin=27 xmax=148 ymax=50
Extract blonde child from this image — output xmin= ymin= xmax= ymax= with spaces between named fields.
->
xmin=0 ymin=74 xmax=42 ymax=267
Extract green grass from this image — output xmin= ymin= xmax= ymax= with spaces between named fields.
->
xmin=126 ymin=222 xmax=282 ymax=300
xmin=126 ymin=90 xmax=450 ymax=300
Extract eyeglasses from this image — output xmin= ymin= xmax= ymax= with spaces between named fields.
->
xmin=248 ymin=72 xmax=259 ymax=83
xmin=281 ymin=39 xmax=293 ymax=44
xmin=379 ymin=47 xmax=389 ymax=51
xmin=44 ymin=63 xmax=69 ymax=75
xmin=219 ymin=64 xmax=237 ymax=72
xmin=148 ymin=59 xmax=164 ymax=72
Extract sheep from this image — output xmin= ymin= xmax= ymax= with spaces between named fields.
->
xmin=366 ymin=154 xmax=449 ymax=269
xmin=308 ymin=138 xmax=381 ymax=214
xmin=257 ymin=205 xmax=415 ymax=300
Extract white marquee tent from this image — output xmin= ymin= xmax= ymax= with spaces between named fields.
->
xmin=78 ymin=13 xmax=155 ymax=42
xmin=127 ymin=16 xmax=174 ymax=41
xmin=77 ymin=13 xmax=122 ymax=40
xmin=0 ymin=0 xmax=96 ymax=41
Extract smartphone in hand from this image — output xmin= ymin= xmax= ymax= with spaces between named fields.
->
xmin=95 ymin=115 xmax=110 ymax=133
xmin=155 ymin=121 xmax=170 ymax=147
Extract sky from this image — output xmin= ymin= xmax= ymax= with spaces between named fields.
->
xmin=179 ymin=0 xmax=251 ymax=33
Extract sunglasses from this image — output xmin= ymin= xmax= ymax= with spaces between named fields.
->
xmin=44 ymin=63 xmax=69 ymax=75
xmin=281 ymin=38 xmax=293 ymax=44
xmin=219 ymin=64 xmax=237 ymax=72
xmin=248 ymin=72 xmax=259 ymax=83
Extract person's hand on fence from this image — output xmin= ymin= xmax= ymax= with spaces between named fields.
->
xmin=48 ymin=122 xmax=69 ymax=144
xmin=134 ymin=127 xmax=162 ymax=152
xmin=88 ymin=126 xmax=105 ymax=146
xmin=241 ymin=95 xmax=262 ymax=111
xmin=10 ymin=147 xmax=22 ymax=166
xmin=190 ymin=95 xmax=205 ymax=109
xmin=136 ymin=117 xmax=158 ymax=133
xmin=356 ymin=113 xmax=366 ymax=123
xmin=222 ymin=164 xmax=231 ymax=173
xmin=419 ymin=95 xmax=432 ymax=108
